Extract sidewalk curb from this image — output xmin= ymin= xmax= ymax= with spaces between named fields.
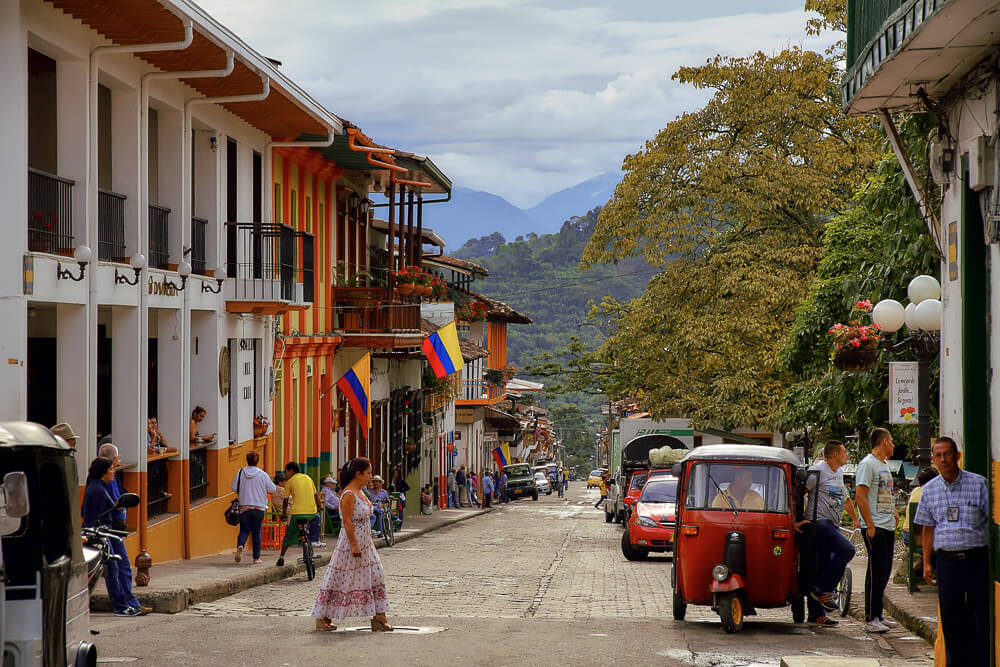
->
xmin=91 ymin=509 xmax=489 ymax=614
xmin=844 ymin=583 xmax=938 ymax=647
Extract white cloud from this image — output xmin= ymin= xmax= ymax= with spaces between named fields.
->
xmin=196 ymin=0 xmax=836 ymax=207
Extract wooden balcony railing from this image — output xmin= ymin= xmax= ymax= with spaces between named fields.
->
xmin=332 ymin=286 xmax=420 ymax=333
xmin=461 ymin=379 xmax=505 ymax=402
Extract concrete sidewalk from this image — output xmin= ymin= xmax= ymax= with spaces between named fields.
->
xmin=91 ymin=506 xmax=489 ymax=613
xmin=844 ymin=557 xmax=939 ymax=646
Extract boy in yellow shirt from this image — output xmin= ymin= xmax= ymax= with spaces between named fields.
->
xmin=276 ymin=461 xmax=320 ymax=566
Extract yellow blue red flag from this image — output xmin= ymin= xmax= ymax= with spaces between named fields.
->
xmin=336 ymin=353 xmax=371 ymax=438
xmin=422 ymin=321 xmax=465 ymax=378
xmin=491 ymin=442 xmax=511 ymax=468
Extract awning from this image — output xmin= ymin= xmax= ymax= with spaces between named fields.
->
xmin=696 ymin=427 xmax=769 ymax=445
xmin=507 ymin=378 xmax=543 ymax=393
xmin=484 ymin=407 xmax=520 ymax=429
xmin=371 ymin=219 xmax=445 ymax=249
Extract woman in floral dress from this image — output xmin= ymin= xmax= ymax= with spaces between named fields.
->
xmin=312 ymin=457 xmax=392 ymax=632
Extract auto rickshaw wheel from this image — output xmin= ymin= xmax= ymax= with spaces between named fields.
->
xmin=672 ymin=588 xmax=687 ymax=621
xmin=790 ymin=593 xmax=805 ymax=623
xmin=718 ymin=592 xmax=744 ymax=633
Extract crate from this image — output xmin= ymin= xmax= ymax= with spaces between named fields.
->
xmin=260 ymin=519 xmax=285 ymax=551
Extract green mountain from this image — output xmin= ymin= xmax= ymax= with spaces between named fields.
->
xmin=457 ymin=208 xmax=652 ymax=466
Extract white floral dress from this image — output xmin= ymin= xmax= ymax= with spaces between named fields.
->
xmin=311 ymin=489 xmax=389 ymax=620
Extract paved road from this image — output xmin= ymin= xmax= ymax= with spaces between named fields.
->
xmin=91 ymin=485 xmax=933 ymax=666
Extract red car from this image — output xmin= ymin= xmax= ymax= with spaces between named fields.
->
xmin=621 ymin=476 xmax=678 ymax=561
xmin=621 ymin=468 xmax=670 ymax=522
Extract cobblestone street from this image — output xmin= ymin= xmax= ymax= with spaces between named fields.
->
xmin=91 ymin=484 xmax=934 ymax=666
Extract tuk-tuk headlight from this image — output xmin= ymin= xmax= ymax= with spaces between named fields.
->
xmin=712 ymin=564 xmax=729 ymax=582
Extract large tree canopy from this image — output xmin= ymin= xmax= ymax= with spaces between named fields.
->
xmin=577 ymin=37 xmax=879 ymax=428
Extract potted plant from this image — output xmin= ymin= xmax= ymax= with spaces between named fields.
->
xmin=829 ymin=300 xmax=883 ymax=371
xmin=253 ymin=414 xmax=269 ymax=438
xmin=394 ymin=267 xmax=416 ymax=295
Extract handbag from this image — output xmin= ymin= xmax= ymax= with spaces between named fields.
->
xmin=224 ymin=468 xmax=243 ymax=526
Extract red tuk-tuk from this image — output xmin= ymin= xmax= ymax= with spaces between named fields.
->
xmin=670 ymin=445 xmax=809 ymax=633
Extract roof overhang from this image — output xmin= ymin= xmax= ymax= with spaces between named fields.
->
xmin=370 ymin=220 xmax=445 ymax=249
xmin=48 ymin=0 xmax=341 ymax=138
xmin=423 ymin=255 xmax=489 ymax=278
xmin=843 ymin=0 xmax=1000 ymax=115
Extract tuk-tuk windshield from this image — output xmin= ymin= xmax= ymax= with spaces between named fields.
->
xmin=684 ymin=463 xmax=789 ymax=513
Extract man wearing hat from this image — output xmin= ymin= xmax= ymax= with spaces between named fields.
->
xmin=50 ymin=422 xmax=78 ymax=449
xmin=368 ymin=474 xmax=390 ymax=533
xmin=320 ymin=476 xmax=340 ymax=539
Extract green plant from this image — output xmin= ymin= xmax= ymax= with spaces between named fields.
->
xmin=828 ymin=300 xmax=882 ymax=354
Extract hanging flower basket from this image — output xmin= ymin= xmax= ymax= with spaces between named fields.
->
xmin=833 ymin=346 xmax=878 ymax=371
xmin=397 ymin=283 xmax=416 ymax=296
xmin=404 ymin=440 xmax=418 ymax=453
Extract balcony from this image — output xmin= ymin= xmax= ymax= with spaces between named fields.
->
xmin=224 ymin=222 xmax=308 ymax=315
xmin=842 ymin=0 xmax=996 ymax=115
xmin=191 ymin=217 xmax=207 ymax=275
xmin=459 ymin=379 xmax=505 ymax=403
xmin=149 ymin=204 xmax=170 ymax=269
xmin=332 ymin=286 xmax=420 ymax=333
xmin=27 ymin=168 xmax=74 ymax=255
xmin=98 ymin=190 xmax=126 ymax=262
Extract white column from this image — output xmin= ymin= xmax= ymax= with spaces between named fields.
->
xmin=157 ymin=308 xmax=185 ymax=456
xmin=57 ymin=303 xmax=89 ymax=478
xmin=0 ymin=4 xmax=27 ymax=419
xmin=111 ymin=306 xmax=143 ymax=466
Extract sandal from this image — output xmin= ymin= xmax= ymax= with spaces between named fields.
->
xmin=315 ymin=618 xmax=336 ymax=632
xmin=371 ymin=615 xmax=394 ymax=632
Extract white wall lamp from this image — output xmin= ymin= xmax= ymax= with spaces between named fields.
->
xmin=115 ymin=252 xmax=147 ymax=286
xmin=56 ymin=245 xmax=92 ymax=282
xmin=164 ymin=261 xmax=192 ymax=292
xmin=201 ymin=267 xmax=227 ymax=294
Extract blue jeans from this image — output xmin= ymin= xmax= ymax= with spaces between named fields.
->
xmin=106 ymin=538 xmax=140 ymax=612
xmin=448 ymin=489 xmax=458 ymax=508
xmin=806 ymin=520 xmax=855 ymax=620
xmin=309 ymin=514 xmax=321 ymax=543
xmin=371 ymin=506 xmax=385 ymax=530
xmin=237 ymin=509 xmax=266 ymax=560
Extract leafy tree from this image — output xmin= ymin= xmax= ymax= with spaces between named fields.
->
xmin=578 ymin=42 xmax=879 ymax=428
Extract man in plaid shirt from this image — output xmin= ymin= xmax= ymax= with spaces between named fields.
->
xmin=914 ymin=436 xmax=989 ymax=667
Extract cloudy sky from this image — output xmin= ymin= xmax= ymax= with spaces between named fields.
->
xmin=198 ymin=0 xmax=834 ymax=208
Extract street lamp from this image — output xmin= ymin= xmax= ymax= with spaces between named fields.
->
xmin=871 ymin=275 xmax=942 ymax=469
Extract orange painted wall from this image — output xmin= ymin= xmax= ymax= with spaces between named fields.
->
xmin=146 ymin=515 xmax=185 ymax=564
xmin=487 ymin=321 xmax=507 ymax=369
xmin=187 ymin=496 xmax=240 ymax=559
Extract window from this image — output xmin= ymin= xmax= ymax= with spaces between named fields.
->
xmin=28 ymin=49 xmax=57 ymax=174
xmin=684 ymin=463 xmax=788 ymax=513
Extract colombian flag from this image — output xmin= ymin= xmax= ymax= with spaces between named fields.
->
xmin=422 ymin=321 xmax=465 ymax=378
xmin=491 ymin=442 xmax=511 ymax=468
xmin=336 ymin=353 xmax=371 ymax=438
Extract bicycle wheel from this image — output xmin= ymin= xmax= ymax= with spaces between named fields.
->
xmin=836 ymin=568 xmax=852 ymax=616
xmin=302 ymin=540 xmax=316 ymax=580
xmin=384 ymin=514 xmax=395 ymax=547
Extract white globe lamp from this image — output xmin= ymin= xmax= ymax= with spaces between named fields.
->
xmin=913 ymin=298 xmax=942 ymax=331
xmin=908 ymin=275 xmax=940 ymax=304
xmin=904 ymin=302 xmax=918 ymax=329
xmin=871 ymin=299 xmax=904 ymax=333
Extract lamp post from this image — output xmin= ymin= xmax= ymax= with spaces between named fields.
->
xmin=871 ymin=275 xmax=942 ymax=469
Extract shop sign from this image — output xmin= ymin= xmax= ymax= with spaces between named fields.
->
xmin=889 ymin=362 xmax=918 ymax=424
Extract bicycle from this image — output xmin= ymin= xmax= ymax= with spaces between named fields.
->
xmin=372 ymin=505 xmax=395 ymax=547
xmin=295 ymin=516 xmax=319 ymax=580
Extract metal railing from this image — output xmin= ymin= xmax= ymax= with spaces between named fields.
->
xmin=189 ymin=447 xmax=209 ymax=503
xmin=332 ymin=286 xmax=420 ymax=333
xmin=98 ymin=190 xmax=127 ymax=262
xmin=225 ymin=222 xmax=297 ymax=301
xmin=27 ymin=168 xmax=74 ymax=254
xmin=300 ymin=232 xmax=314 ymax=303
xmin=846 ymin=0 xmax=909 ymax=69
xmin=191 ymin=217 xmax=207 ymax=275
xmin=461 ymin=379 xmax=505 ymax=402
xmin=149 ymin=204 xmax=170 ymax=269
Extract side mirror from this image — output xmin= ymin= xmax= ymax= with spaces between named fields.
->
xmin=794 ymin=467 xmax=809 ymax=484
xmin=116 ymin=492 xmax=140 ymax=509
xmin=671 ymin=463 xmax=682 ymax=477
xmin=623 ymin=497 xmax=635 ymax=506
xmin=0 ymin=471 xmax=30 ymax=536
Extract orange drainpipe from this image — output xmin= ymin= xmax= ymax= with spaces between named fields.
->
xmin=391 ymin=171 xmax=433 ymax=189
xmin=346 ymin=128 xmax=408 ymax=173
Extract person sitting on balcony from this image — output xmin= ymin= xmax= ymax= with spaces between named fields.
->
xmin=147 ymin=417 xmax=177 ymax=454
xmin=190 ymin=406 xmax=216 ymax=446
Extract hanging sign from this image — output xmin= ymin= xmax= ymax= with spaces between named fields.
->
xmin=889 ymin=362 xmax=918 ymax=424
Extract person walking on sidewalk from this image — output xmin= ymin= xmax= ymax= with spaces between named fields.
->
xmin=482 ymin=471 xmax=494 ymax=508
xmin=455 ymin=466 xmax=467 ymax=507
xmin=856 ymin=428 xmax=899 ymax=633
xmin=499 ymin=469 xmax=509 ymax=504
xmin=232 ymin=451 xmax=275 ymax=565
xmin=312 ymin=457 xmax=392 ymax=633
xmin=556 ymin=468 xmax=565 ymax=498
xmin=468 ymin=472 xmax=479 ymax=507
xmin=594 ymin=475 xmax=608 ymax=509
xmin=275 ymin=462 xmax=320 ymax=566
xmin=915 ymin=436 xmax=989 ymax=667
xmin=447 ymin=468 xmax=458 ymax=508
xmin=804 ymin=440 xmax=859 ymax=627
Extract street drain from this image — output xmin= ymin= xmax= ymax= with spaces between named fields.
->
xmin=340 ymin=626 xmax=446 ymax=634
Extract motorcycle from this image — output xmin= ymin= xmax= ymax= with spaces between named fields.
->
xmin=81 ymin=494 xmax=139 ymax=595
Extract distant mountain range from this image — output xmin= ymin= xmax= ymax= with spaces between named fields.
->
xmin=419 ymin=172 xmax=619 ymax=250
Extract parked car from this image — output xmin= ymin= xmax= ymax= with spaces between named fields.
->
xmin=504 ymin=463 xmax=539 ymax=501
xmin=534 ymin=472 xmax=552 ymax=495
xmin=621 ymin=476 xmax=678 ymax=561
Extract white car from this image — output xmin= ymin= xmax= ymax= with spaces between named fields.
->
xmin=534 ymin=472 xmax=552 ymax=495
